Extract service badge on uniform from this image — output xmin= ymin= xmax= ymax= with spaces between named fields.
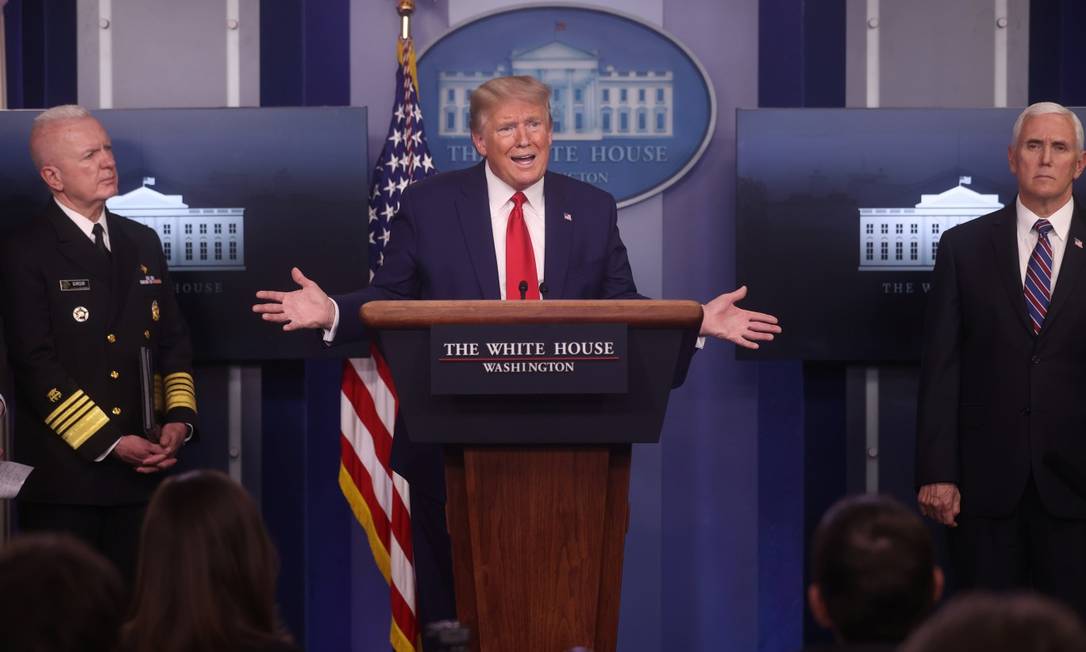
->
xmin=140 ymin=264 xmax=149 ymax=274
xmin=151 ymin=300 xmax=160 ymax=321
xmin=72 ymin=306 xmax=89 ymax=322
xmin=47 ymin=388 xmax=62 ymax=403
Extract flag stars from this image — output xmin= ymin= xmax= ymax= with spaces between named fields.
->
xmin=388 ymin=129 xmax=403 ymax=146
xmin=383 ymin=178 xmax=398 ymax=197
xmin=396 ymin=178 xmax=410 ymax=194
xmin=368 ymin=206 xmax=378 ymax=223
xmin=421 ymin=154 xmax=434 ymax=173
xmin=385 ymin=154 xmax=400 ymax=172
xmin=394 ymin=104 xmax=405 ymax=121
xmin=382 ymin=203 xmax=397 ymax=220
xmin=380 ymin=229 xmax=391 ymax=246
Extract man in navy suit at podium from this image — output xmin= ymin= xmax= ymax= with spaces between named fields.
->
xmin=254 ymin=75 xmax=780 ymax=628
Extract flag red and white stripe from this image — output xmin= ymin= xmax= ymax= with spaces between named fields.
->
xmin=339 ymin=37 xmax=436 ymax=652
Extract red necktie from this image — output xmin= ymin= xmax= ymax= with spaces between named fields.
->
xmin=505 ymin=191 xmax=539 ymax=300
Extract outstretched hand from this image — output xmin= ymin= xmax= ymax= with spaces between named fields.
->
xmin=253 ymin=267 xmax=335 ymax=331
xmin=700 ymin=285 xmax=781 ymax=350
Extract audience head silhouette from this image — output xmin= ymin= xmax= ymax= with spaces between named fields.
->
xmin=0 ymin=533 xmax=125 ymax=652
xmin=122 ymin=469 xmax=299 ymax=652
xmin=808 ymin=494 xmax=942 ymax=644
xmin=901 ymin=592 xmax=1086 ymax=652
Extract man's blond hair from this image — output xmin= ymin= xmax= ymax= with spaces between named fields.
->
xmin=469 ymin=76 xmax=551 ymax=134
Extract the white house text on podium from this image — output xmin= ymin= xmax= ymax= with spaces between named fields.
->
xmin=106 ymin=178 xmax=245 ymax=272
xmin=859 ymin=178 xmax=1003 ymax=272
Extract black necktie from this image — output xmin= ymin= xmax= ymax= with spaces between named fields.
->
xmin=92 ymin=222 xmax=109 ymax=259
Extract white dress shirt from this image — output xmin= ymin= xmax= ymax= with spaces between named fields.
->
xmin=1017 ymin=195 xmax=1074 ymax=290
xmin=55 ymin=198 xmax=110 ymax=250
xmin=484 ymin=164 xmax=546 ymax=299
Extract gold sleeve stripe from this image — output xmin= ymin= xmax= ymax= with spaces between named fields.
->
xmin=46 ymin=390 xmax=87 ymax=428
xmin=54 ymin=399 xmax=96 ymax=435
xmin=153 ymin=374 xmax=164 ymax=412
xmin=164 ymin=372 xmax=194 ymax=386
xmin=164 ymin=372 xmax=197 ymax=413
xmin=165 ymin=390 xmax=196 ymax=402
xmin=61 ymin=406 xmax=110 ymax=449
xmin=48 ymin=395 xmax=91 ymax=432
xmin=165 ymin=396 xmax=198 ymax=412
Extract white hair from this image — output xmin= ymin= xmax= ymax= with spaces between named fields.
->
xmin=1012 ymin=102 xmax=1084 ymax=153
xmin=34 ymin=104 xmax=92 ymax=126
xmin=29 ymin=105 xmax=95 ymax=169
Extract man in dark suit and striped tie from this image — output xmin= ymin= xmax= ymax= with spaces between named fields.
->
xmin=917 ymin=102 xmax=1086 ymax=616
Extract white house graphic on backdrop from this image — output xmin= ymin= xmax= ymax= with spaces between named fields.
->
xmin=438 ymin=41 xmax=673 ymax=140
xmin=106 ymin=178 xmax=245 ymax=271
xmin=859 ymin=177 xmax=1003 ymax=271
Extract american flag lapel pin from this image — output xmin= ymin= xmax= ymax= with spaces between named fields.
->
xmin=563 ymin=212 xmax=572 ymax=222
xmin=1075 ymin=237 xmax=1083 ymax=249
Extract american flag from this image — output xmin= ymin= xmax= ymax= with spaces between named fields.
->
xmin=338 ymin=37 xmax=436 ymax=652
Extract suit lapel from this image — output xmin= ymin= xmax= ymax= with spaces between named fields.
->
xmin=542 ymin=171 xmax=571 ymax=299
xmin=45 ymin=201 xmax=111 ymax=280
xmin=1039 ymin=200 xmax=1086 ymax=334
xmin=456 ymin=163 xmax=501 ymax=300
xmin=989 ymin=203 xmax=1032 ymax=335
xmin=106 ymin=212 xmax=138 ymax=327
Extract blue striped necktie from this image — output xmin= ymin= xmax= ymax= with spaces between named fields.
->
xmin=1024 ymin=218 xmax=1055 ymax=335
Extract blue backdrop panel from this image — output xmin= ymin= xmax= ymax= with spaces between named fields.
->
xmin=0 ymin=107 xmax=370 ymax=361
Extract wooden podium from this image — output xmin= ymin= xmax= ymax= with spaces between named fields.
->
xmin=361 ymin=300 xmax=701 ymax=652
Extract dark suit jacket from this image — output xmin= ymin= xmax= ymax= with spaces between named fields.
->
xmin=332 ymin=162 xmax=642 ymax=497
xmin=0 ymin=201 xmax=198 ymax=505
xmin=333 ymin=162 xmax=642 ymax=343
xmin=917 ymin=199 xmax=1086 ymax=518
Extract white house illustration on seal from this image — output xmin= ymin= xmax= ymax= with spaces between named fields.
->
xmin=106 ymin=178 xmax=245 ymax=271
xmin=859 ymin=177 xmax=1003 ymax=271
xmin=437 ymin=40 xmax=673 ymax=140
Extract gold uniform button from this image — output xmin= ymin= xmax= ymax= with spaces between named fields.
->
xmin=144 ymin=330 xmax=151 ymax=339
xmin=106 ymin=334 xmax=117 ymax=343
xmin=111 ymin=407 xmax=122 ymax=416
xmin=109 ymin=370 xmax=119 ymax=379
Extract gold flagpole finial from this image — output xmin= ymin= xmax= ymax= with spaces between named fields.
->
xmin=397 ymin=0 xmax=415 ymax=41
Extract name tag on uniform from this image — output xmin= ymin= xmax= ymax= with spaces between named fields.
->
xmin=59 ymin=279 xmax=90 ymax=291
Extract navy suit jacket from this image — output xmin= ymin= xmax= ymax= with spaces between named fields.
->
xmin=333 ymin=161 xmax=642 ymax=344
xmin=332 ymin=162 xmax=642 ymax=498
xmin=917 ymin=198 xmax=1086 ymax=518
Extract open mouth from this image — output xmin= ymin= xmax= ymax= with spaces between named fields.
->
xmin=511 ymin=153 xmax=536 ymax=167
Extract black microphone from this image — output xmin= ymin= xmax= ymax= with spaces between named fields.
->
xmin=518 ymin=280 xmax=528 ymax=300
xmin=539 ymin=282 xmax=548 ymax=299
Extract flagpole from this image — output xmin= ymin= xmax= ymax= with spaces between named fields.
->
xmin=398 ymin=0 xmax=415 ymax=41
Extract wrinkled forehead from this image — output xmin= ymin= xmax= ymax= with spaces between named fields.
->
xmin=1017 ymin=113 xmax=1077 ymax=145
xmin=39 ymin=117 xmax=109 ymax=148
xmin=481 ymin=99 xmax=550 ymax=126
